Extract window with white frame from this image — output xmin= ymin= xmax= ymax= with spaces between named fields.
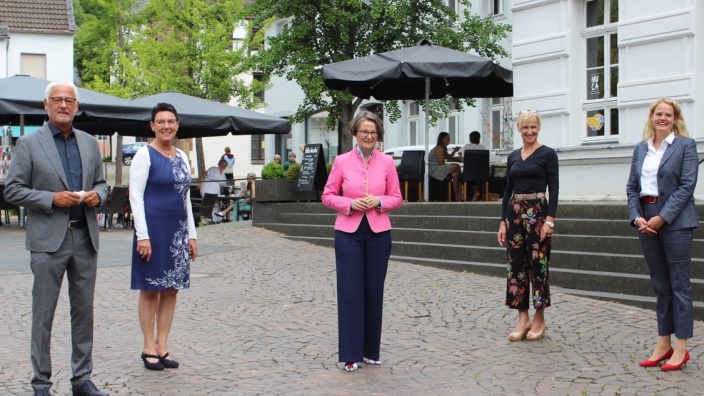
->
xmin=448 ymin=99 xmax=459 ymax=144
xmin=488 ymin=97 xmax=513 ymax=150
xmin=251 ymin=135 xmax=265 ymax=164
xmin=490 ymin=97 xmax=502 ymax=150
xmin=490 ymin=0 xmax=504 ymax=15
xmin=448 ymin=115 xmax=459 ymax=144
xmin=20 ymin=53 xmax=46 ymax=79
xmin=584 ymin=0 xmax=619 ymax=138
xmin=409 ymin=120 xmax=418 ymax=146
xmin=447 ymin=0 xmax=459 ymax=14
xmin=408 ymin=102 xmax=419 ymax=145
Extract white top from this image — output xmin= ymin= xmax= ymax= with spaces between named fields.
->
xmin=200 ymin=165 xmax=226 ymax=197
xmin=640 ymin=131 xmax=675 ymax=197
xmin=462 ymin=142 xmax=486 ymax=151
xmin=129 ymin=146 xmax=197 ymax=241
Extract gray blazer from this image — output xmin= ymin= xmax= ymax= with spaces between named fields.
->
xmin=626 ymin=136 xmax=699 ymax=230
xmin=4 ymin=124 xmax=108 ymax=252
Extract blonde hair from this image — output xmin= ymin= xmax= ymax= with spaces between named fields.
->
xmin=516 ymin=109 xmax=541 ymax=129
xmin=643 ymin=97 xmax=689 ymax=141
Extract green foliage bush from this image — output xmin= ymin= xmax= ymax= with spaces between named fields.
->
xmin=286 ymin=162 xmax=301 ymax=180
xmin=261 ymin=162 xmax=286 ymax=179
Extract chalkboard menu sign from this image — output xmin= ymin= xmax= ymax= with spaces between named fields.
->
xmin=297 ymin=144 xmax=328 ymax=193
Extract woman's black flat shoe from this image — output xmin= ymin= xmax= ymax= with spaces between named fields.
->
xmin=159 ymin=352 xmax=180 ymax=369
xmin=141 ymin=353 xmax=165 ymax=370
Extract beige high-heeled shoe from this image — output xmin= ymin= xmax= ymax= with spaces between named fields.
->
xmin=526 ymin=323 xmax=547 ymax=341
xmin=508 ymin=323 xmax=532 ymax=342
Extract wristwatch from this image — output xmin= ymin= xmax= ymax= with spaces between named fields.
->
xmin=545 ymin=221 xmax=555 ymax=228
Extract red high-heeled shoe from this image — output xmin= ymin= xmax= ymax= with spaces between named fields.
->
xmin=661 ymin=351 xmax=690 ymax=371
xmin=639 ymin=348 xmax=673 ymax=367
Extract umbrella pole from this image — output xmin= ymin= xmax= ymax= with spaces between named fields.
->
xmin=423 ymin=77 xmax=430 ymax=202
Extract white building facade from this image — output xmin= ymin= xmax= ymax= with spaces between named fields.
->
xmin=207 ymin=0 xmax=704 ymax=199
xmin=511 ymin=0 xmax=703 ymax=200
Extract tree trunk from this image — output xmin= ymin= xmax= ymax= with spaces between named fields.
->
xmin=338 ymin=101 xmax=356 ymax=153
xmin=195 ymin=137 xmax=205 ymax=176
xmin=115 ymin=134 xmax=124 ymax=186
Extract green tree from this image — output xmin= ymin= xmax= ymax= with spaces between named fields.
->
xmin=74 ymin=0 xmax=256 ymax=176
xmin=74 ymin=0 xmax=142 ymax=185
xmin=244 ymin=0 xmax=511 ymax=153
xmin=124 ymin=0 xmax=252 ymax=175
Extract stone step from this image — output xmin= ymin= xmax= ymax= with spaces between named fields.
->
xmin=268 ymin=233 xmax=704 ymax=320
xmin=266 ymin=201 xmax=704 ymax=220
xmin=264 ymin=220 xmax=704 ymax=258
xmin=274 ymin=211 xmax=704 ymax=239
xmin=255 ymin=201 xmax=704 ymax=321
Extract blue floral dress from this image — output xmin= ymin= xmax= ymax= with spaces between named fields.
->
xmin=131 ymin=147 xmax=191 ymax=290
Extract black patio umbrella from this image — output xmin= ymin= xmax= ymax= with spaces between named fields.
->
xmin=322 ymin=39 xmax=513 ymax=200
xmin=128 ymin=91 xmax=291 ymax=138
xmin=0 ymin=75 xmax=151 ymax=135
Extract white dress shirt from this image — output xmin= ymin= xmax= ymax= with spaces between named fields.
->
xmin=640 ymin=132 xmax=675 ymax=197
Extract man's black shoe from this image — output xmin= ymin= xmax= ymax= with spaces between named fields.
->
xmin=72 ymin=379 xmax=109 ymax=396
xmin=34 ymin=388 xmax=51 ymax=396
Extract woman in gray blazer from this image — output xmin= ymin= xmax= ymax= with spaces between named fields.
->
xmin=626 ymin=97 xmax=698 ymax=371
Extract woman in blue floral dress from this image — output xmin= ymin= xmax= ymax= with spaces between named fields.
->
xmin=129 ymin=103 xmax=198 ymax=370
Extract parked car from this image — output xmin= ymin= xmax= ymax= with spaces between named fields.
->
xmin=121 ymin=142 xmax=148 ymax=165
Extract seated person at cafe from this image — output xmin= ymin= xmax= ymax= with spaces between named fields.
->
xmin=429 ymin=132 xmax=462 ymax=201
xmin=199 ymin=159 xmax=228 ymax=222
xmin=462 ymin=131 xmax=487 ymax=201
xmin=237 ymin=172 xmax=256 ymax=220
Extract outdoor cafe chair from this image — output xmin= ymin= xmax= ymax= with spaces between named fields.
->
xmin=462 ymin=150 xmax=490 ymax=201
xmin=101 ymin=186 xmax=129 ymax=229
xmin=397 ymin=150 xmax=425 ymax=202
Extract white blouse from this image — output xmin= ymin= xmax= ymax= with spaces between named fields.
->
xmin=640 ymin=132 xmax=675 ymax=197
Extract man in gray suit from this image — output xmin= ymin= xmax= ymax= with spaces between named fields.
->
xmin=4 ymin=80 xmax=110 ymax=396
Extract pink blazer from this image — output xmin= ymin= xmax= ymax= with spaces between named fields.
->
xmin=322 ymin=149 xmax=403 ymax=233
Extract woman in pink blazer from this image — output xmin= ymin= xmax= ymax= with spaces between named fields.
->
xmin=322 ymin=111 xmax=403 ymax=372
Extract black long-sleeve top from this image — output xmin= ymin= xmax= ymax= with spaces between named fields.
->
xmin=501 ymin=145 xmax=559 ymax=221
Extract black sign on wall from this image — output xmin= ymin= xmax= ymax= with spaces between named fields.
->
xmin=587 ymin=69 xmax=603 ymax=100
xmin=297 ymin=144 xmax=328 ymax=193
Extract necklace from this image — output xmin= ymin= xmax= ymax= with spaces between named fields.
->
xmin=152 ymin=143 xmax=176 ymax=158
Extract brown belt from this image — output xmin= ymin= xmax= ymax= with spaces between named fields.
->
xmin=511 ymin=192 xmax=546 ymax=200
xmin=640 ymin=196 xmax=658 ymax=204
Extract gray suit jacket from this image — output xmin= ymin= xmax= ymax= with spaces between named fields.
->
xmin=626 ymin=136 xmax=699 ymax=230
xmin=4 ymin=124 xmax=108 ymax=252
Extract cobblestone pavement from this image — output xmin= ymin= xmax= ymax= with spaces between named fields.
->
xmin=1 ymin=222 xmax=703 ymax=395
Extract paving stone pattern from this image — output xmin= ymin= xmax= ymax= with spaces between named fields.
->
xmin=0 ymin=223 xmax=703 ymax=395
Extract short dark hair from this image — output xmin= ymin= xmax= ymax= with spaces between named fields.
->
xmin=349 ymin=111 xmax=384 ymax=141
xmin=469 ymin=131 xmax=481 ymax=144
xmin=151 ymin=102 xmax=179 ymax=122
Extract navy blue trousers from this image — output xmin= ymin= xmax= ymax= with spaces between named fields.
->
xmin=334 ymin=215 xmax=391 ymax=363
xmin=638 ymin=204 xmax=694 ymax=339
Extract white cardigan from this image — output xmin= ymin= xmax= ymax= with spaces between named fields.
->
xmin=129 ymin=146 xmax=198 ymax=241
